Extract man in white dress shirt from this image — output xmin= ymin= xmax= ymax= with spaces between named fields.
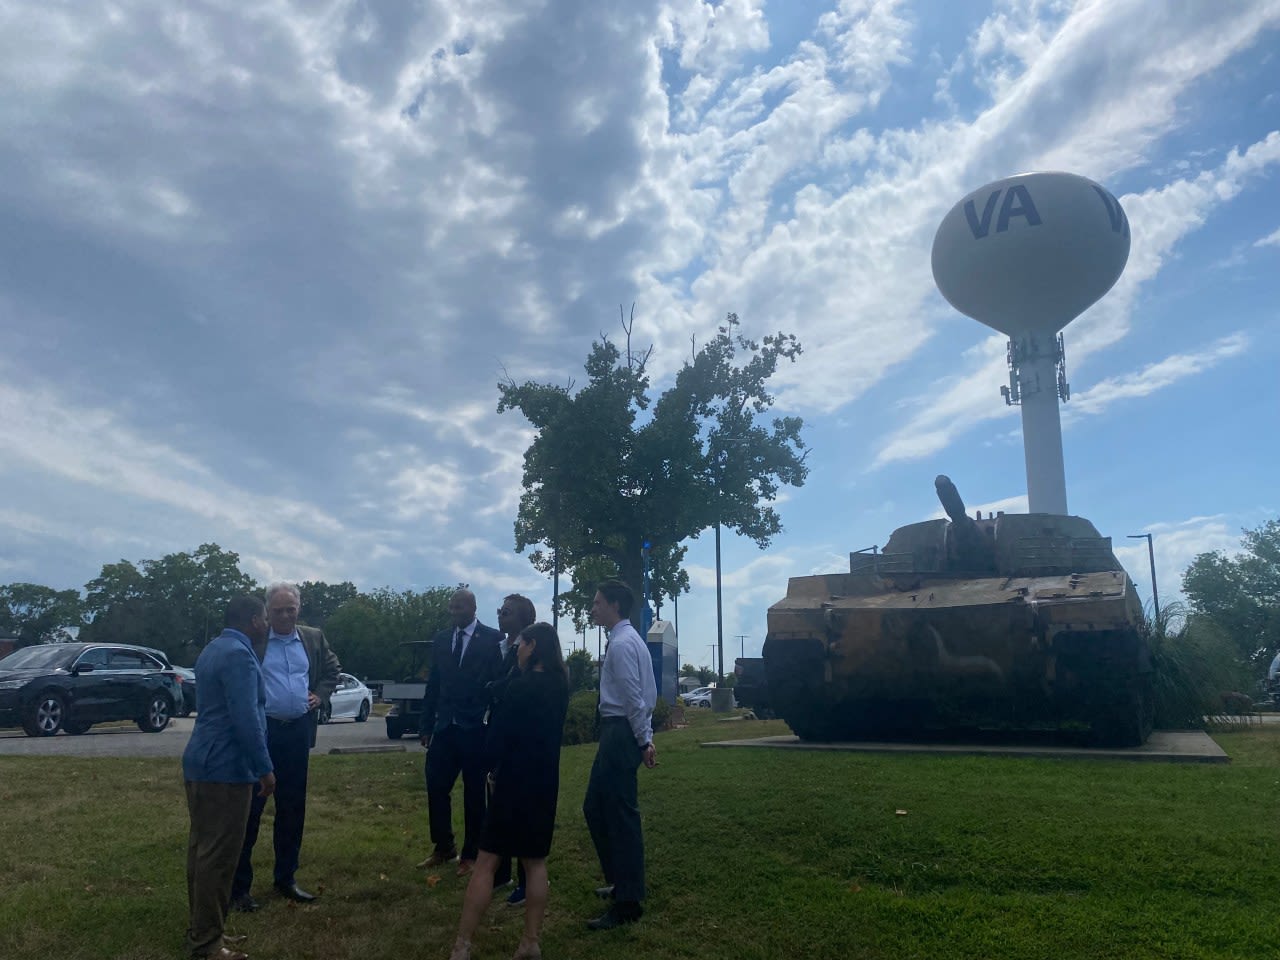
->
xmin=582 ymin=579 xmax=657 ymax=930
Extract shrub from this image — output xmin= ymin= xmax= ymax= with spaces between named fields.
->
xmin=651 ymin=696 xmax=671 ymax=732
xmin=563 ymin=690 xmax=600 ymax=746
xmin=1148 ymin=604 xmax=1250 ymax=728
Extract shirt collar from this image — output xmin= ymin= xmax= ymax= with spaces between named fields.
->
xmin=456 ymin=619 xmax=477 ymax=638
xmin=607 ymin=619 xmax=631 ymax=640
xmin=269 ymin=628 xmax=300 ymax=642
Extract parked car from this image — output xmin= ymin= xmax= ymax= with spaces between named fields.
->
xmin=683 ymin=686 xmax=737 ymax=709
xmin=319 ymin=672 xmax=373 ymax=724
xmin=172 ymin=666 xmax=197 ymax=717
xmin=683 ymin=687 xmax=714 ymax=708
xmin=384 ymin=640 xmax=432 ymax=739
xmin=0 ymin=643 xmax=182 ymax=737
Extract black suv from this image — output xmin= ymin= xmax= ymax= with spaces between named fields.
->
xmin=0 ymin=643 xmax=182 ymax=737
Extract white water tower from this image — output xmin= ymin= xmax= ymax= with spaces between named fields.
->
xmin=931 ymin=172 xmax=1130 ymax=514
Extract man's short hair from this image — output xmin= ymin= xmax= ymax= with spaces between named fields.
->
xmin=265 ymin=582 xmax=301 ymax=606
xmin=596 ymin=579 xmax=634 ymax=618
xmin=502 ymin=594 xmax=536 ymax=631
xmin=225 ymin=595 xmax=265 ymax=632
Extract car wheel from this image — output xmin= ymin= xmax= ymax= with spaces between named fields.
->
xmin=24 ymin=692 xmax=68 ymax=736
xmin=64 ymin=719 xmax=93 ymax=735
xmin=356 ymin=700 xmax=370 ymax=723
xmin=318 ymin=702 xmax=332 ymax=724
xmin=386 ymin=717 xmax=402 ymax=740
xmin=137 ymin=693 xmax=173 ymax=733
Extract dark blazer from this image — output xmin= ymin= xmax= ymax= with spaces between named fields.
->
xmin=251 ymin=624 xmax=342 ymax=748
xmin=420 ymin=622 xmax=503 ymax=736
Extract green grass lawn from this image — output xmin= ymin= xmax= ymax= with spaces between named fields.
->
xmin=1 ymin=712 xmax=1278 ymax=959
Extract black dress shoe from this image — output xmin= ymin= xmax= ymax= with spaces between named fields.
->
xmin=586 ymin=902 xmax=642 ymax=930
xmin=229 ymin=893 xmax=260 ymax=913
xmin=275 ymin=882 xmax=318 ymax=903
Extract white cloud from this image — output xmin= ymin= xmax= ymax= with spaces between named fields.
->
xmin=1255 ymin=225 xmax=1280 ymax=247
xmin=1065 ymin=334 xmax=1249 ymax=420
xmin=0 ymin=0 xmax=1277 ymax=676
xmin=1113 ymin=514 xmax=1246 ymax=608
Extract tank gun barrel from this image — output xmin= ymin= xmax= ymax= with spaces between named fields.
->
xmin=935 ymin=474 xmax=995 ymax=571
xmin=935 ymin=475 xmax=969 ymax=524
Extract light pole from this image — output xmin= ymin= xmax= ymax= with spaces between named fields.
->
xmin=1127 ymin=533 xmax=1159 ymax=617
xmin=714 ymin=515 xmax=723 ymax=678
xmin=736 ymin=634 xmax=748 ymax=658
xmin=707 ymin=644 xmax=717 ymax=678
xmin=712 ymin=437 xmax=745 ymax=683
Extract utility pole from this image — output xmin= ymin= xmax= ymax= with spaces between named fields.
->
xmin=735 ymin=634 xmax=748 ymax=658
xmin=708 ymin=644 xmax=717 ymax=679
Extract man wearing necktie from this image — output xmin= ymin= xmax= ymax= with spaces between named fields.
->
xmin=418 ymin=587 xmax=503 ymax=877
xmin=230 ymin=582 xmax=341 ymax=912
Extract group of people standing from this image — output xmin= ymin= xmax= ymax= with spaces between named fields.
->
xmin=181 ymin=579 xmax=659 ymax=960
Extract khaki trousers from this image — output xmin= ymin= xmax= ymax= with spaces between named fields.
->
xmin=185 ymin=780 xmax=254 ymax=958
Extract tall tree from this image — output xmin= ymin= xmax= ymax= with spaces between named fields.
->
xmin=498 ymin=312 xmax=807 ymax=621
xmin=299 ymin=580 xmax=360 ymax=628
xmin=80 ymin=544 xmax=258 ymax=661
xmin=1182 ymin=518 xmax=1280 ymax=667
xmin=0 ymin=583 xmax=83 ymax=646
xmin=324 ymin=586 xmax=454 ymax=681
xmin=565 ymin=648 xmax=597 ymax=693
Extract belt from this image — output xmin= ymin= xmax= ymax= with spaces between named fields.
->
xmin=600 ymin=715 xmax=629 ymax=724
xmin=267 ymin=714 xmax=309 ymax=727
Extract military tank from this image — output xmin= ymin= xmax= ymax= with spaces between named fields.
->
xmin=762 ymin=476 xmax=1153 ymax=746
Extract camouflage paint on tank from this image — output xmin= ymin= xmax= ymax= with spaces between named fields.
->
xmin=763 ymin=476 xmax=1153 ymax=745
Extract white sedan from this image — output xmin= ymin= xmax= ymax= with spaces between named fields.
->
xmin=319 ymin=673 xmax=373 ymax=724
xmin=683 ymin=687 xmax=736 ymax=709
xmin=683 ymin=687 xmax=713 ymax=708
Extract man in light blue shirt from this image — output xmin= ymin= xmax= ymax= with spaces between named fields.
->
xmin=583 ymin=579 xmax=657 ymax=931
xmin=182 ymin=596 xmax=275 ymax=960
xmin=231 ymin=582 xmax=341 ymax=911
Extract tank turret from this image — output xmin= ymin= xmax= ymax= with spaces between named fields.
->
xmin=763 ymin=476 xmax=1152 ymax=746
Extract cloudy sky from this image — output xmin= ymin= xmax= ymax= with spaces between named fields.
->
xmin=1 ymin=0 xmax=1277 ymax=667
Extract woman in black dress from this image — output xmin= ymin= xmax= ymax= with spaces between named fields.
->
xmin=450 ymin=622 xmax=569 ymax=960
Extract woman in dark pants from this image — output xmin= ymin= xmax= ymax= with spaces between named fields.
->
xmin=449 ymin=622 xmax=569 ymax=960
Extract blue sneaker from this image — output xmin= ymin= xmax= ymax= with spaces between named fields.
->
xmin=506 ymin=885 xmax=526 ymax=907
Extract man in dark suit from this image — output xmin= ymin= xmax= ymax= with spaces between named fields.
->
xmin=417 ymin=587 xmax=503 ymax=877
xmin=230 ymin=582 xmax=341 ymax=912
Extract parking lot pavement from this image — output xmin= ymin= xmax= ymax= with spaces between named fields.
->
xmin=0 ymin=715 xmax=414 ymax=759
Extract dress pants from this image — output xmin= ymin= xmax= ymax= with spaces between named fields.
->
xmin=425 ymin=723 xmax=487 ymax=861
xmin=232 ymin=715 xmax=311 ymax=897
xmin=583 ymin=716 xmax=646 ymax=903
xmin=185 ymin=780 xmax=253 ymax=958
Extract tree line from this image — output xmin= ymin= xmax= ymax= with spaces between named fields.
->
xmin=0 ymin=544 xmax=454 ymax=681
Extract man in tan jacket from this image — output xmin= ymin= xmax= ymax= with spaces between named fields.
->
xmin=230 ymin=582 xmax=340 ymax=912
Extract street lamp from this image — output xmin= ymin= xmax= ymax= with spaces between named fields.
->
xmin=712 ymin=437 xmax=746 ymax=681
xmin=714 ymin=513 xmax=723 ymax=679
xmin=1126 ymin=533 xmax=1159 ymax=616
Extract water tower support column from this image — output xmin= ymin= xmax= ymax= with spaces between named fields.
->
xmin=1013 ymin=333 xmax=1068 ymax=515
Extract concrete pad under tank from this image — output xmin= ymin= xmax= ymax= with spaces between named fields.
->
xmin=700 ymin=729 xmax=1228 ymax=763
